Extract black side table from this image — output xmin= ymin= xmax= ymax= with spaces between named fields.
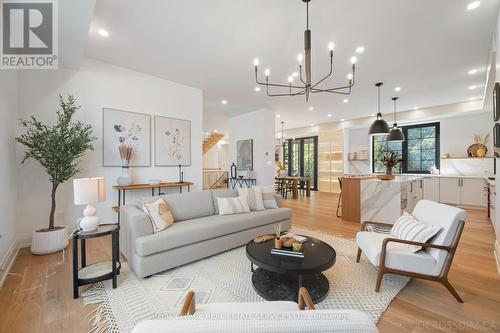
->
xmin=72 ymin=224 xmax=120 ymax=299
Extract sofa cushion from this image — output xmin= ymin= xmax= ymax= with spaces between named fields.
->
xmin=135 ymin=208 xmax=292 ymax=256
xmin=211 ymin=189 xmax=238 ymax=215
xmin=197 ymin=301 xmax=298 ymax=314
xmin=143 ymin=191 xmax=215 ymax=222
xmin=356 ymin=231 xmax=438 ymax=276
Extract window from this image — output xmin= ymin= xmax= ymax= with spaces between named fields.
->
xmin=372 ymin=122 xmax=440 ymax=174
xmin=283 ymin=136 xmax=318 ymax=190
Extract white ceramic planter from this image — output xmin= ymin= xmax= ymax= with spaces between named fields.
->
xmin=30 ymin=225 xmax=69 ymax=255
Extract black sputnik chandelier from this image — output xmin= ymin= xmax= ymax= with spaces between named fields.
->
xmin=253 ymin=0 xmax=360 ymax=102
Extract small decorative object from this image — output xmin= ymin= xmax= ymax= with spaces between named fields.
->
xmin=253 ymin=234 xmax=274 ymax=243
xmin=16 ymin=95 xmax=96 ymax=255
xmin=431 ymin=166 xmax=440 ymax=175
xmin=117 ymin=143 xmax=133 ymax=186
xmin=148 ymin=179 xmax=161 ymax=186
xmin=468 ymin=133 xmax=489 ymax=157
xmin=178 ymin=165 xmax=184 ymax=183
xmin=155 ymin=116 xmax=191 ymax=166
xmin=378 ymin=148 xmax=403 ymax=180
xmin=230 ymin=162 xmax=237 ymax=178
xmin=237 ymin=139 xmax=253 ymax=171
xmin=103 ymin=108 xmax=151 ymax=167
xmin=273 ymin=224 xmax=282 ymax=249
xmin=442 ymin=153 xmax=450 ymax=159
xmin=73 ymin=177 xmax=107 ymax=231
xmin=280 ymin=236 xmax=294 ymax=248
xmin=292 ymin=240 xmax=303 ymax=252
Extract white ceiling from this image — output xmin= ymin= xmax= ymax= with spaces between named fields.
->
xmin=85 ymin=0 xmax=499 ymax=130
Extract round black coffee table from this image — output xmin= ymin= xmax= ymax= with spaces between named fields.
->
xmin=245 ymin=235 xmax=336 ymax=302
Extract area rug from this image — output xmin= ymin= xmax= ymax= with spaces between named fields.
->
xmin=83 ymin=227 xmax=409 ymax=332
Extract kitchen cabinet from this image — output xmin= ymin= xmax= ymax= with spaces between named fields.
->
xmin=459 ymin=178 xmax=487 ymax=207
xmin=407 ymin=180 xmax=423 ymax=213
xmin=439 ymin=177 xmax=486 ymax=207
xmin=439 ymin=178 xmax=461 ymax=205
xmin=423 ymin=177 xmax=440 ymax=202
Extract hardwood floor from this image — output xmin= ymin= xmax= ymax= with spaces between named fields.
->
xmin=0 ymin=191 xmax=499 ymax=332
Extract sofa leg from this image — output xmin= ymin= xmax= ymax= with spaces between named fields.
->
xmin=356 ymin=248 xmax=362 ymax=263
xmin=441 ymin=279 xmax=463 ymax=303
xmin=375 ymin=268 xmax=384 ymax=292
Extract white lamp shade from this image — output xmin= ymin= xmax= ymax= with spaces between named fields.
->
xmin=73 ymin=177 xmax=106 ymax=205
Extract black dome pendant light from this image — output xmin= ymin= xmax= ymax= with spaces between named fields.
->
xmin=387 ymin=97 xmax=405 ymax=142
xmin=368 ymin=82 xmax=390 ymax=136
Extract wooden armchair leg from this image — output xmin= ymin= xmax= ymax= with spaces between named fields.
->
xmin=356 ymin=248 xmax=362 ymax=263
xmin=180 ymin=291 xmax=196 ymax=316
xmin=375 ymin=268 xmax=384 ymax=292
xmin=441 ymin=279 xmax=464 ymax=303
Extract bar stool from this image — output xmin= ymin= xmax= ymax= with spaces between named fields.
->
xmin=336 ymin=177 xmax=343 ymax=218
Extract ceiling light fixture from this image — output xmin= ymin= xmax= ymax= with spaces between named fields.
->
xmin=343 ymin=99 xmax=349 ymax=103
xmin=253 ymin=0 xmax=359 ymax=102
xmin=413 ymin=106 xmax=419 ymax=110
xmin=308 ymin=106 xmax=314 ymax=111
xmin=467 ymin=1 xmax=480 ymax=10
xmin=97 ymin=29 xmax=109 ymax=37
xmin=394 ymin=86 xmax=401 ymax=92
xmin=387 ymin=97 xmax=405 ymax=142
xmin=355 ymin=46 xmax=365 ymax=54
xmin=310 ymin=123 xmax=315 ymax=127
xmin=368 ymin=82 xmax=390 ymax=136
xmin=468 ymin=85 xmax=477 ymax=90
xmin=276 ymin=114 xmax=281 ymax=118
xmin=254 ymin=86 xmax=261 ymax=92
xmin=328 ymin=114 xmax=332 ymax=117
xmin=468 ymin=69 xmax=478 ymax=75
xmin=221 ymin=100 xmax=228 ymax=105
xmin=340 ymin=118 xmax=345 ymax=122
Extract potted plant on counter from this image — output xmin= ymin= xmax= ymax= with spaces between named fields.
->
xmin=16 ymin=95 xmax=96 ymax=255
xmin=379 ymin=148 xmax=403 ymax=180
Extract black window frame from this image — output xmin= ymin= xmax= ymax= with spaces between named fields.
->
xmin=372 ymin=122 xmax=440 ymax=174
xmin=283 ymin=136 xmax=318 ymax=190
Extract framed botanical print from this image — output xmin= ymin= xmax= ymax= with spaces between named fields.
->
xmin=154 ymin=116 xmax=191 ymax=166
xmin=102 ymin=108 xmax=151 ymax=167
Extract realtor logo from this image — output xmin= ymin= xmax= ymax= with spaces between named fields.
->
xmin=1 ymin=0 xmax=58 ymax=69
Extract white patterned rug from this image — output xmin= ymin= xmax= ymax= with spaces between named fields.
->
xmin=83 ymin=227 xmax=409 ymax=332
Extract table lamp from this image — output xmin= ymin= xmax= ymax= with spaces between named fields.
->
xmin=73 ymin=177 xmax=106 ymax=231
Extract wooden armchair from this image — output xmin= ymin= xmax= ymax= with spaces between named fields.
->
xmin=180 ymin=287 xmax=315 ymax=316
xmin=355 ymin=200 xmax=467 ymax=303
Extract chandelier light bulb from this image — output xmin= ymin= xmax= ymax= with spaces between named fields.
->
xmin=355 ymin=46 xmax=365 ymax=54
xmin=253 ymin=58 xmax=259 ymax=66
xmin=347 ymin=73 xmax=353 ymax=80
xmin=297 ymin=54 xmax=303 ymax=63
xmin=288 ymin=76 xmax=293 ymax=83
xmin=265 ymin=69 xmax=270 ymax=76
xmin=328 ymin=42 xmax=335 ymax=51
xmin=292 ymin=72 xmax=299 ymax=77
xmin=350 ymin=56 xmax=357 ymax=64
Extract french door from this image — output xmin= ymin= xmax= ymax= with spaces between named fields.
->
xmin=283 ymin=136 xmax=318 ymax=190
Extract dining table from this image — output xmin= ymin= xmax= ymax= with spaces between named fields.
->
xmin=275 ymin=176 xmax=311 ymax=199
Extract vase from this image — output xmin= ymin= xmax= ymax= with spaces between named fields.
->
xmin=117 ymin=166 xmax=133 ymax=186
xmin=386 ymin=166 xmax=393 ymax=176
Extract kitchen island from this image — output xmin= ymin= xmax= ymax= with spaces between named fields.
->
xmin=341 ymin=175 xmax=424 ymax=223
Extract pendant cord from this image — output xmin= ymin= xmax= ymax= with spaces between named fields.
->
xmin=306 ymin=2 xmax=309 ymax=30
xmin=393 ymin=99 xmax=396 ymax=122
xmin=378 ymin=85 xmax=381 ymax=114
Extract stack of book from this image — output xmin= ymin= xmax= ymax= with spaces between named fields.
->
xmin=271 ymin=247 xmax=304 ymax=258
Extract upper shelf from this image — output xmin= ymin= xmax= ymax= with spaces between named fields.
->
xmin=441 ymin=157 xmax=494 ymax=160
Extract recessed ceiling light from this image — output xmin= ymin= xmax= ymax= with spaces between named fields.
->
xmin=292 ymin=72 xmax=299 ymax=77
xmin=214 ymin=129 xmax=218 ymax=132
xmin=469 ymin=97 xmax=476 ymax=101
xmin=340 ymin=118 xmax=345 ymax=122
xmin=327 ymin=114 xmax=332 ymax=118
xmin=468 ymin=85 xmax=477 ymax=90
xmin=254 ymin=86 xmax=261 ymax=92
xmin=221 ymin=100 xmax=228 ymax=104
xmin=468 ymin=69 xmax=478 ymax=75
xmin=413 ymin=106 xmax=419 ymax=110
xmin=370 ymin=113 xmax=375 ymax=117
xmin=394 ymin=87 xmax=401 ymax=92
xmin=355 ymin=46 xmax=365 ymax=54
xmin=97 ymin=29 xmax=109 ymax=37
xmin=343 ymin=99 xmax=349 ymax=103
xmin=310 ymin=123 xmax=315 ymax=127
xmin=276 ymin=114 xmax=281 ymax=118
xmin=308 ymin=106 xmax=314 ymax=111
xmin=467 ymin=1 xmax=480 ymax=10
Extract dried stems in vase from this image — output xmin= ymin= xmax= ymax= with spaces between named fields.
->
xmin=118 ymin=144 xmax=133 ymax=167
xmin=273 ymin=223 xmax=282 ymax=249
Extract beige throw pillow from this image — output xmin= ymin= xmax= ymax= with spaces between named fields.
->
xmin=261 ymin=186 xmax=278 ymax=209
xmin=238 ymin=187 xmax=265 ymax=211
xmin=217 ymin=196 xmax=251 ymax=215
xmin=143 ymin=198 xmax=174 ymax=233
xmin=390 ymin=212 xmax=441 ymax=252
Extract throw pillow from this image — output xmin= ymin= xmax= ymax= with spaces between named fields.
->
xmin=390 ymin=212 xmax=441 ymax=252
xmin=261 ymin=186 xmax=278 ymax=209
xmin=237 ymin=187 xmax=265 ymax=211
xmin=217 ymin=196 xmax=251 ymax=216
xmin=143 ymin=198 xmax=174 ymax=233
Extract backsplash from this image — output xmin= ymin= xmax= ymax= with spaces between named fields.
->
xmin=439 ymin=158 xmax=494 ymax=176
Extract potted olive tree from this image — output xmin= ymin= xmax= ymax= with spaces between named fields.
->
xmin=16 ymin=95 xmax=96 ymax=254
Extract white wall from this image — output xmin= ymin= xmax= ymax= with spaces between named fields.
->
xmin=229 ymin=109 xmax=275 ymax=186
xmin=345 ymin=127 xmax=371 ymax=174
xmin=0 ymin=71 xmax=19 ymax=270
xmin=16 ymin=58 xmax=203 ymax=239
xmin=203 ymin=143 xmax=229 ymax=170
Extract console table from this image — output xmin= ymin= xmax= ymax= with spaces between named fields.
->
xmin=228 ymin=177 xmax=256 ymax=189
xmin=112 ymin=182 xmax=193 ymax=222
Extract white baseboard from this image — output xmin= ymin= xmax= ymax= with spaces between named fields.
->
xmin=495 ymin=240 xmax=500 ymax=276
xmin=0 ymin=239 xmax=22 ymax=287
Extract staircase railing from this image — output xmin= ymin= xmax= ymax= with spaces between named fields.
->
xmin=203 ymin=169 xmax=228 ymax=189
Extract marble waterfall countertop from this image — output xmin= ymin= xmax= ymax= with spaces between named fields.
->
xmin=361 ymin=175 xmax=425 ymax=183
